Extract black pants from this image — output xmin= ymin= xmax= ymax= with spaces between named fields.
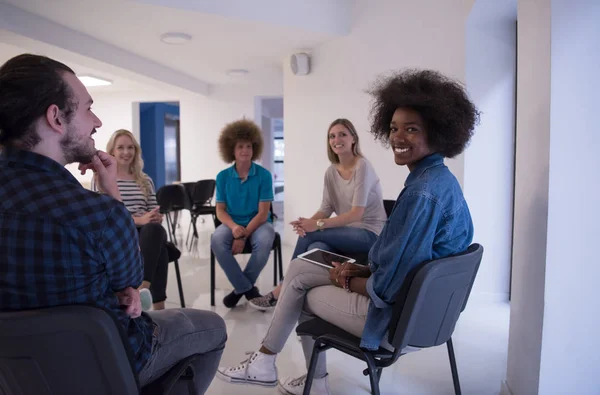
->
xmin=137 ymin=223 xmax=169 ymax=303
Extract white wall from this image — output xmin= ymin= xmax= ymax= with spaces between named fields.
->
xmin=283 ymin=0 xmax=469 ymax=244
xmin=464 ymin=0 xmax=516 ymax=302
xmin=538 ymin=0 xmax=600 ymax=393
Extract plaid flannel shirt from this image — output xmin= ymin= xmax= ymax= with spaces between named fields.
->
xmin=0 ymin=148 xmax=153 ymax=373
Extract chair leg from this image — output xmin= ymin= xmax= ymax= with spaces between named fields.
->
xmin=447 ymin=338 xmax=462 ymax=395
xmin=364 ymin=354 xmax=381 ymax=395
xmin=277 ymin=245 xmax=283 ymax=282
xmin=273 ymin=249 xmax=277 ymax=287
xmin=165 ymin=213 xmax=173 ymax=243
xmin=210 ymin=249 xmax=216 ymax=307
xmin=185 ymin=221 xmax=192 ymax=249
xmin=303 ymin=340 xmax=324 ymax=395
xmin=173 ymin=260 xmax=186 ymax=308
xmin=165 ymin=213 xmax=178 ymax=246
xmin=187 ymin=217 xmax=199 ymax=253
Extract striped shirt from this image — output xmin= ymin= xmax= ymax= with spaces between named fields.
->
xmin=92 ymin=177 xmax=158 ymax=217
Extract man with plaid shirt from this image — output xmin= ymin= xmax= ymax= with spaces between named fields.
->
xmin=0 ymin=54 xmax=226 ymax=394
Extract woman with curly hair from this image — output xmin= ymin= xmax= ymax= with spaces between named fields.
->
xmin=211 ymin=119 xmax=275 ymax=308
xmin=249 ymin=118 xmax=387 ymax=311
xmin=92 ymin=129 xmax=170 ymax=311
xmin=217 ymin=69 xmax=479 ymax=395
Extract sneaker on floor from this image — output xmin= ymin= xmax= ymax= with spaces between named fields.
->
xmin=278 ymin=374 xmax=331 ymax=395
xmin=216 ymin=351 xmax=278 ymax=387
xmin=139 ymin=288 xmax=153 ymax=311
xmin=223 ymin=290 xmax=244 ymax=308
xmin=244 ymin=286 xmax=262 ymax=301
xmin=248 ymin=292 xmax=278 ymax=311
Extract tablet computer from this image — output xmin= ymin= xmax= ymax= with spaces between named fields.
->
xmin=297 ymin=248 xmax=356 ymax=269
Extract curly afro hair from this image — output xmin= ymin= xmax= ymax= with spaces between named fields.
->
xmin=218 ymin=119 xmax=264 ymax=163
xmin=367 ymin=69 xmax=480 ymax=158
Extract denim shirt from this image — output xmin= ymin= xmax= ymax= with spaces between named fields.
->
xmin=362 ymin=153 xmax=474 ymax=350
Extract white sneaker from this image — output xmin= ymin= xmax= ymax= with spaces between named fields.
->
xmin=216 ymin=351 xmax=278 ymax=387
xmin=278 ymin=374 xmax=331 ymax=395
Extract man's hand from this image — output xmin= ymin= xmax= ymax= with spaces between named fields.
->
xmin=79 ymin=151 xmax=121 ymax=201
xmin=329 ymin=262 xmax=346 ymax=288
xmin=232 ymin=225 xmax=246 ymax=239
xmin=116 ymin=287 xmax=142 ymax=318
xmin=232 ymin=238 xmax=246 ymax=255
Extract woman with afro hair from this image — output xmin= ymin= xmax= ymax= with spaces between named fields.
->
xmin=217 ymin=70 xmax=479 ymax=395
xmin=211 ymin=119 xmax=276 ymax=308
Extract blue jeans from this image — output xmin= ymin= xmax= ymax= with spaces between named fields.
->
xmin=139 ymin=309 xmax=227 ymax=394
xmin=291 ymin=226 xmax=378 ymax=259
xmin=211 ymin=222 xmax=275 ymax=294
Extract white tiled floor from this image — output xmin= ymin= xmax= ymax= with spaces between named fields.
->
xmin=163 ymin=216 xmax=509 ymax=395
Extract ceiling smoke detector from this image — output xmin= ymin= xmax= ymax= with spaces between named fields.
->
xmin=160 ymin=32 xmax=192 ymax=45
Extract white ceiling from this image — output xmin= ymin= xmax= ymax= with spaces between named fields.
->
xmin=0 ymin=40 xmax=155 ymax=94
xmin=0 ymin=0 xmax=352 ymax=95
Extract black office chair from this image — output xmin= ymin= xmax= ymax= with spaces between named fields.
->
xmin=296 ymin=243 xmax=484 ymax=395
xmin=346 ymin=199 xmax=396 ymax=265
xmin=156 ymin=184 xmax=189 ymax=246
xmin=382 ymin=199 xmax=395 ymax=217
xmin=0 ymin=305 xmax=199 ymax=395
xmin=184 ymin=180 xmax=217 ymax=252
xmin=155 ymin=184 xmax=188 ymax=308
xmin=209 ymin=204 xmax=283 ymax=306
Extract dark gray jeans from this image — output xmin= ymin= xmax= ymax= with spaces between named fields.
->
xmin=139 ymin=308 xmax=227 ymax=394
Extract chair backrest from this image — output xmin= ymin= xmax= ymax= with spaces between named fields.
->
xmin=191 ymin=180 xmax=216 ymax=207
xmin=156 ymin=184 xmax=188 ymax=213
xmin=182 ymin=182 xmax=196 ymax=210
xmin=0 ymin=305 xmax=139 ymax=395
xmin=388 ymin=244 xmax=484 ymax=351
xmin=383 ymin=199 xmax=396 ymax=218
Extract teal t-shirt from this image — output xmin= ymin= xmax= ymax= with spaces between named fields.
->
xmin=215 ymin=162 xmax=273 ymax=226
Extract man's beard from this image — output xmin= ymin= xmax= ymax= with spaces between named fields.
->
xmin=60 ymin=124 xmax=96 ymax=165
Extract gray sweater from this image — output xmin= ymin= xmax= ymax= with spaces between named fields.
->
xmin=319 ymin=157 xmax=387 ymax=235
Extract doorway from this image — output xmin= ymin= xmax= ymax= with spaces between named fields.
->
xmin=255 ymin=96 xmax=284 ymax=221
xmin=139 ymin=102 xmax=181 ymax=189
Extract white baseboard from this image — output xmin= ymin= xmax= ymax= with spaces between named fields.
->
xmin=500 ymin=380 xmax=514 ymax=395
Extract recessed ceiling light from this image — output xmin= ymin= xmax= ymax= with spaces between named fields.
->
xmin=226 ymin=69 xmax=249 ymax=77
xmin=160 ymin=32 xmax=192 ymax=45
xmin=78 ymin=75 xmax=112 ymax=87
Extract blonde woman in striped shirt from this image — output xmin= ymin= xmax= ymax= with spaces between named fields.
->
xmin=92 ymin=129 xmax=169 ymax=310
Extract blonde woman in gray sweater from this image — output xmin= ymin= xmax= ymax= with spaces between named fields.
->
xmin=249 ymin=118 xmax=387 ymax=311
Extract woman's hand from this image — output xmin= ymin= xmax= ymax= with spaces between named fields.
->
xmin=291 ymin=220 xmax=307 ymax=237
xmin=135 ymin=207 xmax=161 ymax=226
xmin=329 ymin=262 xmax=346 ymax=288
xmin=151 ymin=213 xmax=164 ymax=224
xmin=291 ymin=217 xmax=318 ymax=235
xmin=340 ymin=263 xmax=371 ymax=278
